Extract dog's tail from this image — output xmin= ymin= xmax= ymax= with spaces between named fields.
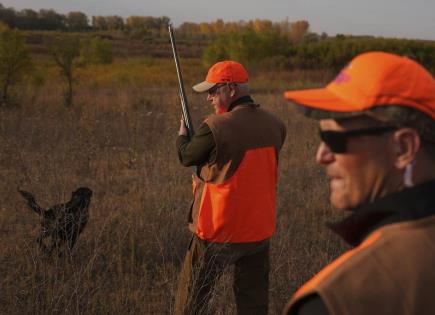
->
xmin=18 ymin=189 xmax=45 ymax=215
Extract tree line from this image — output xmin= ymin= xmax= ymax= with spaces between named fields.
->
xmin=0 ymin=3 xmax=170 ymax=33
xmin=286 ymin=37 xmax=435 ymax=71
xmin=177 ymin=19 xmax=311 ymax=42
xmin=0 ymin=3 xmax=312 ymax=40
xmin=203 ymin=30 xmax=435 ymax=73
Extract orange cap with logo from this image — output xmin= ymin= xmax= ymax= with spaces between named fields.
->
xmin=193 ymin=61 xmax=249 ymax=93
xmin=284 ymin=51 xmax=435 ymax=120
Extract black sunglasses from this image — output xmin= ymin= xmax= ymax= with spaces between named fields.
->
xmin=207 ymin=83 xmax=228 ymax=96
xmin=319 ymin=126 xmax=397 ymax=153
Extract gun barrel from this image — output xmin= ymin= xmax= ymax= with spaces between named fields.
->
xmin=168 ymin=24 xmax=195 ymax=139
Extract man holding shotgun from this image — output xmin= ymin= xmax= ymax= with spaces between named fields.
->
xmin=174 ymin=60 xmax=286 ymax=314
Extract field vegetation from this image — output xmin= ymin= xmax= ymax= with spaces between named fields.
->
xmin=1 ymin=54 xmax=345 ymax=314
xmin=1 ymin=2 xmax=434 ymax=314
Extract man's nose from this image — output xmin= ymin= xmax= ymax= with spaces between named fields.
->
xmin=316 ymin=142 xmax=335 ymax=165
xmin=207 ymin=93 xmax=213 ymax=101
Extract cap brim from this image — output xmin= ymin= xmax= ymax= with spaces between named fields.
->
xmin=193 ymin=81 xmax=216 ymax=93
xmin=284 ymin=88 xmax=366 ymax=119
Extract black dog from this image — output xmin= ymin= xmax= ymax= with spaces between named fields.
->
xmin=18 ymin=187 xmax=93 ymax=255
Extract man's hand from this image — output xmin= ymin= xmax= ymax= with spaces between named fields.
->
xmin=179 ymin=117 xmax=188 ymax=136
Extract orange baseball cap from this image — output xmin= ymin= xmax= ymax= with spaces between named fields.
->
xmin=284 ymin=51 xmax=435 ymax=120
xmin=193 ymin=61 xmax=249 ymax=93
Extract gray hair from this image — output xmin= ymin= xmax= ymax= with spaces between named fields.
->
xmin=365 ymin=106 xmax=435 ymax=158
xmin=367 ymin=106 xmax=435 ymax=142
xmin=234 ymin=83 xmax=249 ymax=97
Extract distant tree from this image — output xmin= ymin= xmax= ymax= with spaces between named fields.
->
xmin=92 ymin=16 xmax=107 ymax=30
xmin=225 ymin=21 xmax=245 ymax=33
xmin=277 ymin=18 xmax=291 ymax=36
xmin=178 ymin=22 xmax=201 ymax=37
xmin=66 ymin=11 xmax=88 ymax=31
xmin=198 ymin=22 xmax=212 ymax=36
xmin=157 ymin=16 xmax=170 ymax=28
xmin=251 ymin=19 xmax=273 ymax=33
xmin=50 ymin=36 xmax=80 ymax=106
xmin=105 ymin=15 xmax=124 ymax=30
xmin=126 ymin=15 xmax=170 ymax=34
xmin=0 ymin=5 xmax=69 ymax=30
xmin=290 ymin=20 xmax=310 ymax=42
xmin=305 ymin=32 xmax=320 ymax=42
xmin=0 ymin=4 xmax=17 ymax=27
xmin=212 ymin=19 xmax=225 ymax=33
xmin=16 ymin=9 xmax=39 ymax=29
xmin=126 ymin=16 xmax=150 ymax=29
xmin=38 ymin=9 xmax=65 ymax=30
xmin=0 ymin=27 xmax=31 ymax=105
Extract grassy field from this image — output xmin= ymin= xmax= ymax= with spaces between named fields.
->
xmin=0 ymin=56 xmax=347 ymax=314
xmin=22 ymin=30 xmax=206 ymax=59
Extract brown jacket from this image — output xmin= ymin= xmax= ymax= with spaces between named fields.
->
xmin=284 ymin=180 xmax=435 ymax=315
xmin=189 ymin=103 xmax=286 ymax=241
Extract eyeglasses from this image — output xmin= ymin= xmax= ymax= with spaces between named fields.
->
xmin=207 ymin=83 xmax=228 ymax=96
xmin=319 ymin=126 xmax=397 ymax=153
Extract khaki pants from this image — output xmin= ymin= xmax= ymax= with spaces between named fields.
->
xmin=174 ymin=235 xmax=270 ymax=315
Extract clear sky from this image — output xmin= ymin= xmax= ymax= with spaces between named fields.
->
xmin=2 ymin=0 xmax=434 ymax=40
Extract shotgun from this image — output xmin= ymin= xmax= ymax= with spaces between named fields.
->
xmin=168 ymin=24 xmax=195 ymax=139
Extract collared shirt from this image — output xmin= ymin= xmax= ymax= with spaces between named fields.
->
xmin=290 ymin=179 xmax=435 ymax=315
xmin=176 ymin=95 xmax=255 ymax=167
xmin=329 ymin=179 xmax=435 ymax=247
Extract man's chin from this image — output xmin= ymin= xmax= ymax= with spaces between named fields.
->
xmin=330 ymin=193 xmax=351 ymax=211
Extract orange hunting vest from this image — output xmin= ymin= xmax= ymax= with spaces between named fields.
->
xmin=188 ymin=103 xmax=286 ymax=243
xmin=283 ymin=215 xmax=435 ymax=315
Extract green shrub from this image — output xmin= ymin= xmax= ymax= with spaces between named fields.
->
xmin=203 ymin=29 xmax=289 ymax=67
xmin=0 ymin=29 xmax=31 ymax=105
xmin=80 ymin=37 xmax=113 ymax=65
xmin=288 ymin=38 xmax=435 ymax=72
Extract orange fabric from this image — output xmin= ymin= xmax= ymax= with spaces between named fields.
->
xmin=284 ymin=51 xmax=435 ymax=119
xmin=205 ymin=61 xmax=249 ymax=84
xmin=292 ymin=230 xmax=382 ymax=300
xmin=195 ymin=146 xmax=277 ymax=243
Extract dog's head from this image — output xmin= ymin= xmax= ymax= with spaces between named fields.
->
xmin=71 ymin=187 xmax=93 ymax=205
xmin=73 ymin=187 xmax=92 ymax=197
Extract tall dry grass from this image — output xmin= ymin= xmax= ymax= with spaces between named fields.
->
xmin=0 ymin=59 xmax=346 ymax=314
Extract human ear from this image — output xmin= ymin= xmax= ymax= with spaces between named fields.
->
xmin=393 ymin=128 xmax=421 ymax=170
xmin=229 ymin=84 xmax=236 ymax=97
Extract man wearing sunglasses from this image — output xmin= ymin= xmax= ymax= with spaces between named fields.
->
xmin=175 ymin=61 xmax=286 ymax=314
xmin=283 ymin=51 xmax=435 ymax=315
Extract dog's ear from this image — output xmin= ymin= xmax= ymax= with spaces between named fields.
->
xmin=72 ymin=187 xmax=93 ymax=199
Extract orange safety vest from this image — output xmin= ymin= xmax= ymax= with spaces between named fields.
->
xmin=283 ymin=215 xmax=435 ymax=315
xmin=188 ymin=103 xmax=286 ymax=243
